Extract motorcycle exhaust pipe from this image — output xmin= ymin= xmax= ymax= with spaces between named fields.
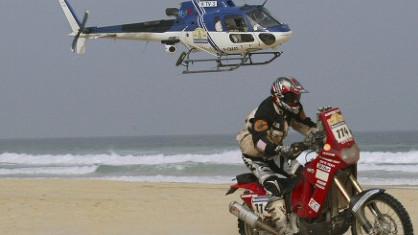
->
xmin=229 ymin=201 xmax=279 ymax=235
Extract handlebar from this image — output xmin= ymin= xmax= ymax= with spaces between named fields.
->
xmin=304 ymin=131 xmax=326 ymax=149
xmin=287 ymin=131 xmax=326 ymax=159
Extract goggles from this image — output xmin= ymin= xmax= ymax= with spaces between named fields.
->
xmin=282 ymin=93 xmax=300 ymax=106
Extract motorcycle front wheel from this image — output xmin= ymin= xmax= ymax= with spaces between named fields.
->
xmin=351 ymin=193 xmax=413 ymax=235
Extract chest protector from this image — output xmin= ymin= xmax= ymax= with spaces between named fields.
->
xmin=236 ymin=107 xmax=289 ymax=158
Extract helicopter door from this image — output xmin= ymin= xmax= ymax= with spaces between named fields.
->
xmin=209 ymin=15 xmax=259 ymax=54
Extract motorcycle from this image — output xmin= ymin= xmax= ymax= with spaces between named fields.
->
xmin=227 ymin=107 xmax=414 ymax=235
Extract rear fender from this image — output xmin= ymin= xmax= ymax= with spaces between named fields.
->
xmin=226 ymin=184 xmax=239 ymax=195
xmin=225 ymin=183 xmax=267 ymax=196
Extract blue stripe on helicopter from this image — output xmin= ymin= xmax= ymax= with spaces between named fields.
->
xmin=192 ymin=0 xmax=224 ymax=54
xmin=197 ymin=17 xmax=224 ymax=54
xmin=192 ymin=0 xmax=204 ymax=16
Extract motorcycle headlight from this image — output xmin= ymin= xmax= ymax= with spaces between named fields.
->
xmin=341 ymin=144 xmax=360 ymax=164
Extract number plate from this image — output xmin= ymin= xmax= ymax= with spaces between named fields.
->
xmin=332 ymin=123 xmax=353 ymax=144
xmin=251 ymin=196 xmax=270 ymax=216
xmin=199 ymin=1 xmax=218 ymax=7
xmin=326 ymin=110 xmax=353 ymax=144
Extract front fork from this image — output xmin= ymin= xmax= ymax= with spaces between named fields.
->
xmin=334 ymin=175 xmax=382 ymax=233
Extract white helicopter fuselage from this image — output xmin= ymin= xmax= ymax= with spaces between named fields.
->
xmin=82 ymin=30 xmax=292 ymax=56
xmin=181 ymin=31 xmax=292 ymax=55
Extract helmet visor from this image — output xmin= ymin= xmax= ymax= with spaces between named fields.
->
xmin=283 ymin=93 xmax=300 ymax=106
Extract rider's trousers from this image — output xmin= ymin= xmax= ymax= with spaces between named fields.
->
xmin=242 ymin=155 xmax=289 ymax=196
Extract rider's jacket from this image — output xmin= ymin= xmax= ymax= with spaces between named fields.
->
xmin=237 ymin=97 xmax=317 ymax=158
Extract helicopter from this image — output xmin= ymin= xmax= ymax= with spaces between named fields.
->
xmin=59 ymin=0 xmax=292 ymax=74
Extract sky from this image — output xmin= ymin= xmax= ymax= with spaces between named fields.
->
xmin=0 ymin=0 xmax=417 ymax=139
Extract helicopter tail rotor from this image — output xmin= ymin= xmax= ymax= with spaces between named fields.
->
xmin=59 ymin=0 xmax=89 ymax=55
xmin=71 ymin=10 xmax=89 ymax=55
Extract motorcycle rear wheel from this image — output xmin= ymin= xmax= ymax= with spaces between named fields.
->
xmin=351 ymin=193 xmax=413 ymax=235
xmin=238 ymin=219 xmax=260 ymax=235
xmin=237 ymin=203 xmax=264 ymax=235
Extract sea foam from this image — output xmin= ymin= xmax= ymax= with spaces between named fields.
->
xmin=1 ymin=151 xmax=417 ymax=166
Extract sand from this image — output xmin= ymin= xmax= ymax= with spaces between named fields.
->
xmin=0 ymin=180 xmax=416 ymax=235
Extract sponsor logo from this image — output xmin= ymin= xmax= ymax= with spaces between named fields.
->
xmin=315 ymin=179 xmax=327 ymax=189
xmin=319 ymin=159 xmax=336 ymax=168
xmin=315 ymin=183 xmax=325 ymax=190
xmin=252 ymin=196 xmax=270 ymax=203
xmin=308 ymin=198 xmax=321 ymax=213
xmin=316 ymin=180 xmax=327 ymax=187
xmin=180 ymin=8 xmax=194 ymax=17
xmin=327 ymin=112 xmax=345 ymax=127
xmin=192 ymin=28 xmax=208 ymax=44
xmin=315 ymin=169 xmax=329 ymax=182
xmin=317 ymin=163 xmax=331 ymax=173
xmin=319 ymin=157 xmax=340 ymax=165
xmin=324 ymin=109 xmax=339 ymax=117
xmin=322 ymin=151 xmax=336 ymax=157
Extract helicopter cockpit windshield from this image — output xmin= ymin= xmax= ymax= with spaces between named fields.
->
xmin=246 ymin=7 xmax=281 ymax=30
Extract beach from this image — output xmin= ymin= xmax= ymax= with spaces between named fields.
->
xmin=0 ymin=180 xmax=416 ymax=235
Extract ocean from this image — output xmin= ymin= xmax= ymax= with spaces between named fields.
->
xmin=0 ymin=131 xmax=417 ymax=185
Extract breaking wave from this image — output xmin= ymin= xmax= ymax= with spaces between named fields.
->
xmin=0 ymin=151 xmax=417 ymax=185
xmin=1 ymin=151 xmax=417 ymax=166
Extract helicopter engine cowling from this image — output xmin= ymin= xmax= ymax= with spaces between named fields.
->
xmin=164 ymin=45 xmax=176 ymax=54
xmin=166 ymin=8 xmax=179 ymax=17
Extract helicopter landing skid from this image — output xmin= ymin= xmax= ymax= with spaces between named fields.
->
xmin=176 ymin=51 xmax=283 ymax=74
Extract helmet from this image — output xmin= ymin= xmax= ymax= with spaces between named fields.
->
xmin=271 ymin=77 xmax=307 ymax=114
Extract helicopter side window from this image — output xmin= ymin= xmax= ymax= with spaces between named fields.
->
xmin=229 ymin=34 xmax=254 ymax=43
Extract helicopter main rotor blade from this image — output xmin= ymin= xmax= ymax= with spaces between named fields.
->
xmin=262 ymin=0 xmax=269 ymax=6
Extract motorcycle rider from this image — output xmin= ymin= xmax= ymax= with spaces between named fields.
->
xmin=237 ymin=77 xmax=317 ymax=196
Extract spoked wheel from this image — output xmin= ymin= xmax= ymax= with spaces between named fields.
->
xmin=351 ymin=193 xmax=413 ymax=235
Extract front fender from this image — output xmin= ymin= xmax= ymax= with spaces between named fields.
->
xmin=349 ymin=188 xmax=385 ymax=213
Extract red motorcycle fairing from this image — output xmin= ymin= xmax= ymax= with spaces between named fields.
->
xmin=291 ymin=108 xmax=359 ymax=219
xmin=291 ymin=156 xmax=341 ymax=219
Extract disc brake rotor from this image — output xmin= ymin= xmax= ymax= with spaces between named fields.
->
xmin=373 ymin=214 xmax=398 ymax=235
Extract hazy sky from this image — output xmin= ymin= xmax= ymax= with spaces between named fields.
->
xmin=0 ymin=0 xmax=417 ymax=139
